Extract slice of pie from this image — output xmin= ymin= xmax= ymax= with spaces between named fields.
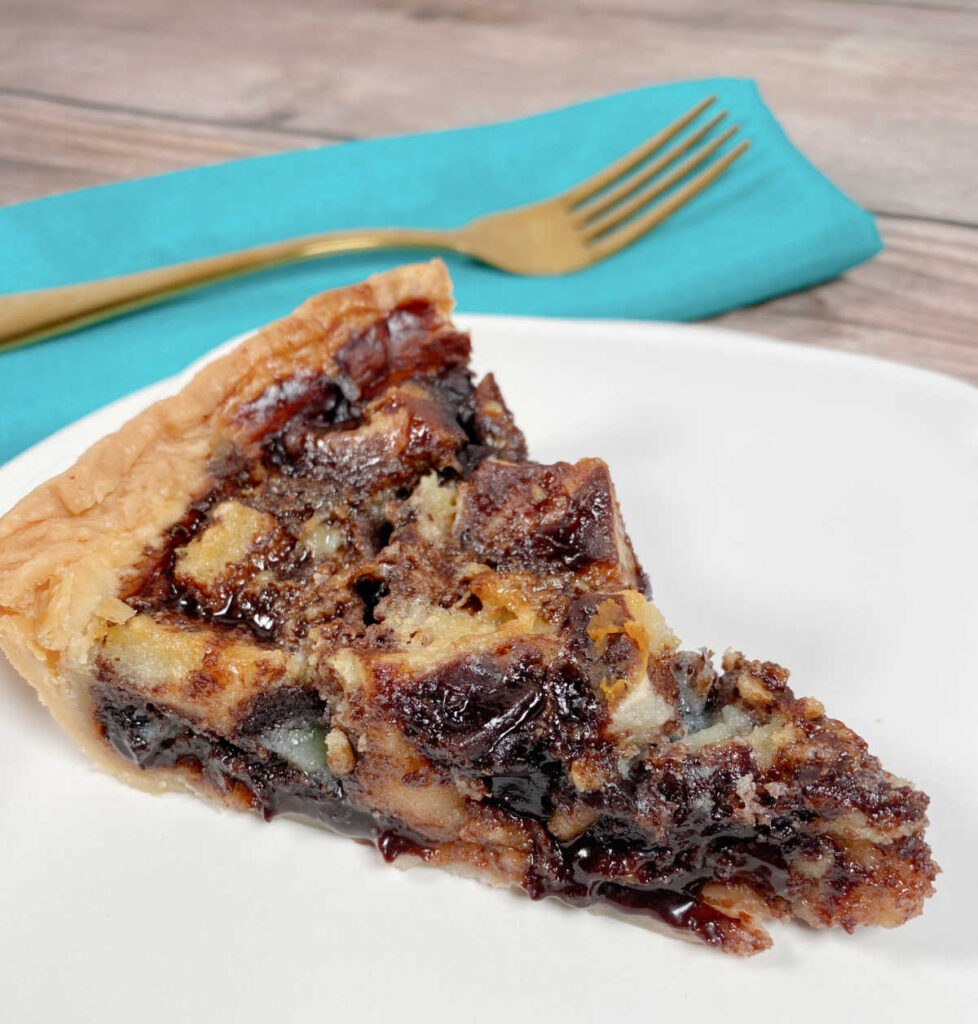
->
xmin=0 ymin=261 xmax=936 ymax=954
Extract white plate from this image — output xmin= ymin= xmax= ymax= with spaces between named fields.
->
xmin=1 ymin=316 xmax=976 ymax=1023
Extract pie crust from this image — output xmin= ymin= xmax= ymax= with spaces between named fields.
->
xmin=0 ymin=261 xmax=937 ymax=954
xmin=0 ymin=262 xmax=452 ymax=792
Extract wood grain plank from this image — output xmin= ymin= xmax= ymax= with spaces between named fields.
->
xmin=0 ymin=0 xmax=975 ymax=388
xmin=0 ymin=0 xmax=976 ymax=222
xmin=1 ymin=93 xmax=974 ymax=384
xmin=0 ymin=93 xmax=329 ymax=205
xmin=824 ymin=0 xmax=978 ymax=9
xmin=713 ymin=216 xmax=978 ymax=384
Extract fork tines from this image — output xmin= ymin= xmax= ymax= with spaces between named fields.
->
xmin=564 ymin=96 xmax=750 ymax=255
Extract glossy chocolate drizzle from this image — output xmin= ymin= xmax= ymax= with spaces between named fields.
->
xmin=93 ymin=300 xmax=936 ymax=953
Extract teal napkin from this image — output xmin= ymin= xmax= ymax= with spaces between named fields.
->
xmin=0 ymin=78 xmax=880 ymax=464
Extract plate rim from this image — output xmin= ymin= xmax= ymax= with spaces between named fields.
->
xmin=1 ymin=311 xmax=973 ymax=1017
xmin=2 ymin=313 xmax=976 ymax=516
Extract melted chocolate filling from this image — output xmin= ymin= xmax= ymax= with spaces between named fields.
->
xmin=94 ymin=683 xmax=381 ymax=837
xmin=93 ymin=301 xmax=934 ymax=950
xmin=122 ymin=302 xmax=517 ymax=646
xmin=375 ymin=812 xmax=797 ymax=948
xmin=92 ymin=669 xmax=800 ymax=951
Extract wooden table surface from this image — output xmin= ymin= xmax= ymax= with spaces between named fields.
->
xmin=2 ymin=0 xmax=976 ymax=384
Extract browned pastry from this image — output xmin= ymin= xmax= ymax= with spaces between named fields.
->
xmin=0 ymin=261 xmax=937 ymax=954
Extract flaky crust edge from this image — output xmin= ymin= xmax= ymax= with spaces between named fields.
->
xmin=0 ymin=259 xmax=454 ymax=792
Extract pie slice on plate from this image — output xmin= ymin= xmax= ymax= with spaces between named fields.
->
xmin=0 ymin=261 xmax=937 ymax=955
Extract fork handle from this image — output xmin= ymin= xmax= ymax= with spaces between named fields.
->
xmin=0 ymin=226 xmax=459 ymax=353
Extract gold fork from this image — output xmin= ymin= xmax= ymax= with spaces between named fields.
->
xmin=0 ymin=96 xmax=748 ymax=353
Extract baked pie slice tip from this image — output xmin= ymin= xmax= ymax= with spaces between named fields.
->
xmin=0 ymin=261 xmax=937 ymax=955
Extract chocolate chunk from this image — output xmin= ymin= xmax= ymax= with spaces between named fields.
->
xmin=382 ymin=642 xmax=547 ymax=767
xmin=266 ymin=384 xmax=468 ymax=489
xmin=456 ymin=458 xmax=640 ymax=585
xmin=237 ymin=685 xmax=327 ymax=738
xmin=468 ymin=374 xmax=527 ymax=462
xmin=237 ymin=374 xmax=356 ymax=440
xmin=336 ymin=300 xmax=470 ymax=400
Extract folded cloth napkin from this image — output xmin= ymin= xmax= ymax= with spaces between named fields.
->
xmin=0 ymin=77 xmax=880 ymax=463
